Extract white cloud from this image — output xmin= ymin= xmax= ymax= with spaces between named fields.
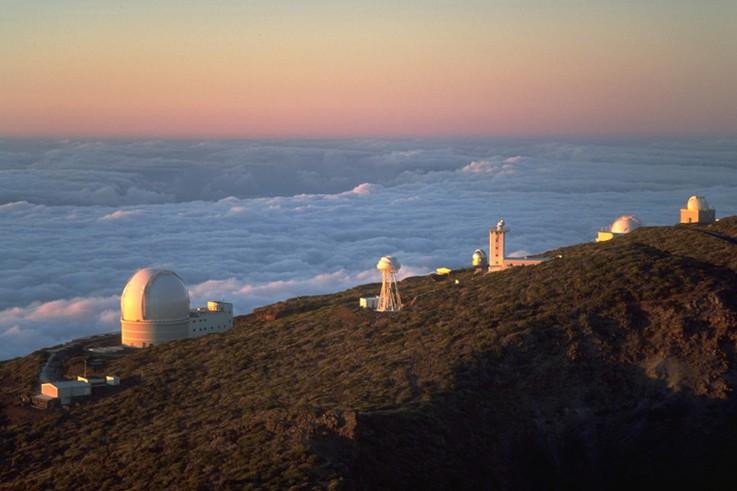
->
xmin=0 ymin=296 xmax=119 ymax=360
xmin=227 ymin=206 xmax=248 ymax=215
xmin=348 ymin=182 xmax=379 ymax=195
xmin=0 ymin=267 xmax=432 ymax=361
xmin=1 ymin=138 xmax=736 ymax=359
xmin=187 ymin=266 xmax=426 ymax=312
xmin=462 ymin=155 xmax=525 ymax=175
xmin=100 ymin=209 xmax=143 ymax=220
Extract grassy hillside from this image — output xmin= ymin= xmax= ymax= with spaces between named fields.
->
xmin=2 ymin=218 xmax=737 ymax=490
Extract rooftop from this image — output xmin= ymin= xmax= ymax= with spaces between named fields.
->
xmin=43 ymin=380 xmax=90 ymax=389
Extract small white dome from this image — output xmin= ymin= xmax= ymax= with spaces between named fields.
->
xmin=472 ymin=249 xmax=487 ymax=266
xmin=610 ymin=215 xmax=641 ymax=234
xmin=687 ymin=195 xmax=710 ymax=211
xmin=377 ymin=256 xmax=401 ymax=272
xmin=121 ymin=268 xmax=190 ymax=322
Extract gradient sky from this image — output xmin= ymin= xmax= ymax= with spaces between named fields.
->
xmin=1 ymin=1 xmax=736 ymax=138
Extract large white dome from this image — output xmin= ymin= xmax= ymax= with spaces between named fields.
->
xmin=687 ymin=195 xmax=710 ymax=211
xmin=121 ymin=268 xmax=190 ymax=322
xmin=610 ymin=215 xmax=641 ymax=234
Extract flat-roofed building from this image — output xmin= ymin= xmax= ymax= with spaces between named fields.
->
xmin=359 ymin=296 xmax=379 ymax=309
xmin=41 ymin=380 xmax=91 ymax=404
xmin=77 ymin=376 xmax=107 ymax=387
xmin=189 ymin=301 xmax=234 ymax=338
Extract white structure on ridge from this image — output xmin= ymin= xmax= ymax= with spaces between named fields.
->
xmin=472 ymin=249 xmax=488 ymax=268
xmin=596 ymin=215 xmax=642 ymax=242
xmin=40 ymin=380 xmax=91 ymax=405
xmin=376 ymin=256 xmax=402 ymax=312
xmin=120 ymin=268 xmax=233 ymax=348
xmin=488 ymin=218 xmax=547 ymax=271
xmin=680 ymin=195 xmax=715 ymax=224
xmin=359 ymin=296 xmax=379 ymax=310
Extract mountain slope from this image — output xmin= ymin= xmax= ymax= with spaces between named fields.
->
xmin=2 ymin=218 xmax=737 ymax=490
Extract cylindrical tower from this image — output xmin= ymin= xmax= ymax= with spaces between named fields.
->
xmin=376 ymin=256 xmax=402 ymax=312
xmin=120 ymin=268 xmax=190 ymax=347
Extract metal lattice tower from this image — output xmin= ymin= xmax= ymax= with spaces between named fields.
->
xmin=376 ymin=256 xmax=402 ymax=312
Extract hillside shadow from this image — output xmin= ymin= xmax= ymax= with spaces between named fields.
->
xmin=346 ymin=342 xmax=737 ymax=490
xmin=697 ymin=230 xmax=737 ymax=247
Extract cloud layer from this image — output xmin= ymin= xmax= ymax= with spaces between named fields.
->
xmin=1 ymin=138 xmax=736 ymax=359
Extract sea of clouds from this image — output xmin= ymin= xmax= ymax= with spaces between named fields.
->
xmin=1 ymin=138 xmax=736 ymax=360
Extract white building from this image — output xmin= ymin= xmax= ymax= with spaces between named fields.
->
xmin=41 ymin=380 xmax=91 ymax=404
xmin=472 ymin=249 xmax=488 ymax=269
xmin=596 ymin=215 xmax=642 ymax=242
xmin=680 ymin=195 xmax=715 ymax=224
xmin=189 ymin=301 xmax=234 ymax=338
xmin=120 ymin=268 xmax=233 ymax=348
xmin=359 ymin=296 xmax=379 ymax=309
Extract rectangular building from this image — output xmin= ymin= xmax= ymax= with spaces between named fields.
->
xmin=41 ymin=380 xmax=91 ymax=404
xmin=360 ymin=296 xmax=379 ymax=309
xmin=189 ymin=301 xmax=234 ymax=338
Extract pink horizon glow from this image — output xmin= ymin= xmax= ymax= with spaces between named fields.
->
xmin=2 ymin=2 xmax=736 ymax=138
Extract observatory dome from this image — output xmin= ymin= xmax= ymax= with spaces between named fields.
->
xmin=121 ymin=268 xmax=190 ymax=322
xmin=610 ymin=215 xmax=642 ymax=235
xmin=472 ymin=249 xmax=487 ymax=267
xmin=377 ymin=256 xmax=401 ymax=272
xmin=687 ymin=195 xmax=710 ymax=211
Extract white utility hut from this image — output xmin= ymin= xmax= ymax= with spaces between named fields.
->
xmin=41 ymin=380 xmax=91 ymax=404
xmin=359 ymin=296 xmax=380 ymax=309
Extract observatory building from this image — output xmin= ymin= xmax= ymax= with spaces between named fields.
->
xmin=596 ymin=215 xmax=642 ymax=242
xmin=488 ymin=219 xmax=548 ymax=272
xmin=472 ymin=249 xmax=488 ymax=269
xmin=680 ymin=195 xmax=715 ymax=224
xmin=120 ymin=268 xmax=233 ymax=348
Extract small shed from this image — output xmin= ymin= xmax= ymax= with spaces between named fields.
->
xmin=359 ymin=296 xmax=379 ymax=309
xmin=41 ymin=380 xmax=91 ymax=404
xmin=77 ymin=376 xmax=107 ymax=387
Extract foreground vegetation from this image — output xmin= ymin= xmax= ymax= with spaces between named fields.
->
xmin=2 ymin=218 xmax=737 ymax=489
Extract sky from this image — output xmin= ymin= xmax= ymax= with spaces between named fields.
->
xmin=1 ymin=1 xmax=736 ymax=138
xmin=1 ymin=137 xmax=736 ymax=359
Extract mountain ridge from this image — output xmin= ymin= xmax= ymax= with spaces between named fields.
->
xmin=2 ymin=217 xmax=737 ymax=489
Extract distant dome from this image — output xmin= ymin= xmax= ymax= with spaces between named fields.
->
xmin=610 ymin=215 xmax=641 ymax=234
xmin=472 ymin=249 xmax=487 ymax=266
xmin=687 ymin=195 xmax=710 ymax=211
xmin=377 ymin=256 xmax=401 ymax=272
xmin=121 ymin=269 xmax=190 ymax=322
